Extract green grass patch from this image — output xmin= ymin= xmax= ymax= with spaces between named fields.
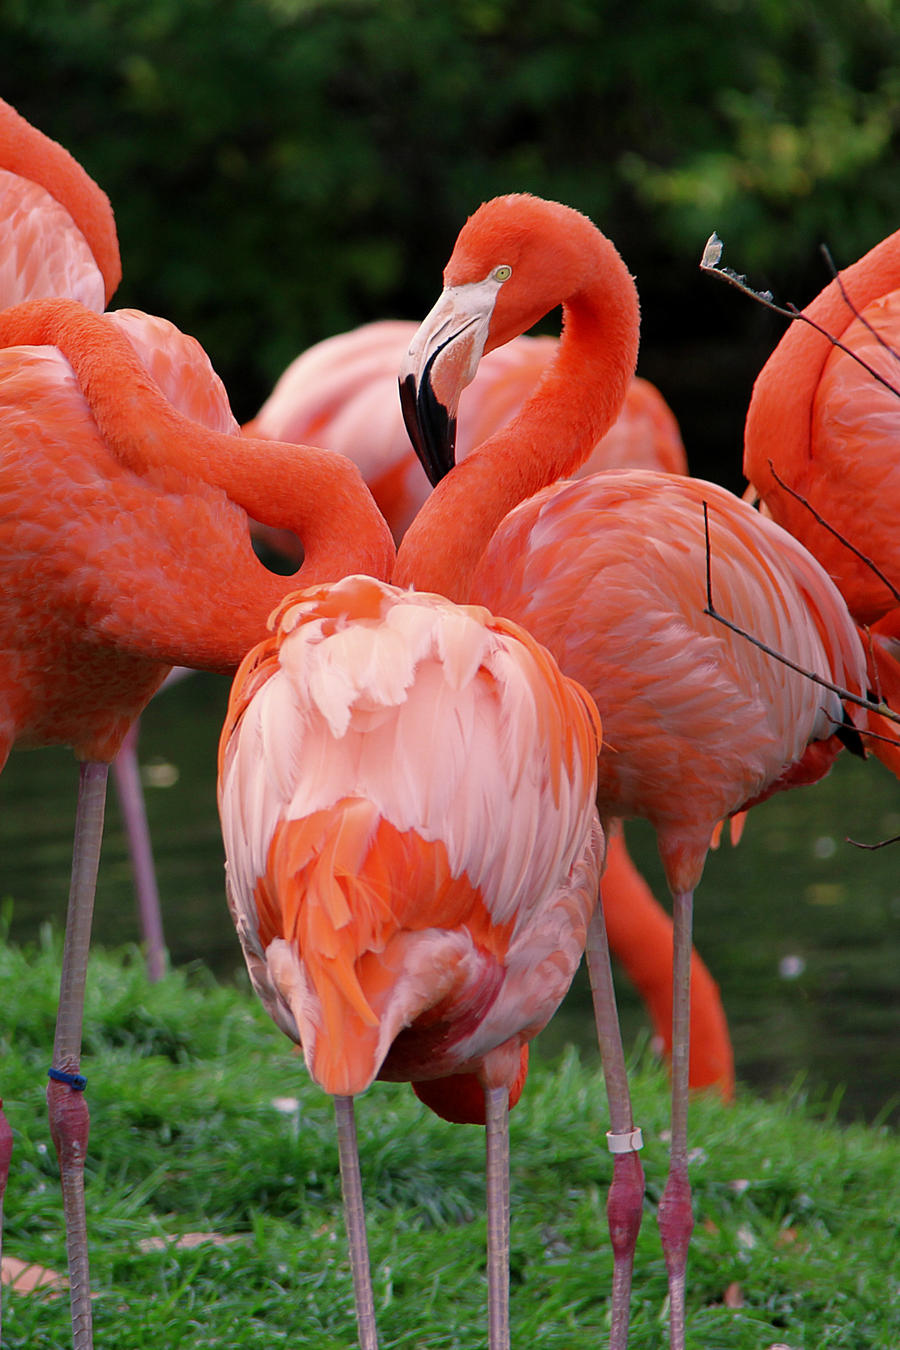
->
xmin=2 ymin=932 xmax=898 ymax=1348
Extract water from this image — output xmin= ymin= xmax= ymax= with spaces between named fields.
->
xmin=2 ymin=670 xmax=899 ymax=1126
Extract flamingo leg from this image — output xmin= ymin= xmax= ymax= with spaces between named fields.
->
xmin=585 ymin=895 xmax=645 ymax=1350
xmin=657 ymin=888 xmax=695 ymax=1350
xmin=334 ymin=1094 xmax=379 ymax=1350
xmin=46 ymin=759 xmax=108 ymax=1350
xmin=484 ymin=1084 xmax=511 ymax=1350
xmin=111 ymin=721 xmax=167 ymax=982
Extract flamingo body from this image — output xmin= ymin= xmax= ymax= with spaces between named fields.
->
xmin=468 ymin=469 xmax=867 ymax=894
xmin=218 ymin=573 xmax=603 ymax=1109
xmin=0 ymin=171 xmax=107 ymax=311
xmin=0 ymin=311 xmax=246 ymax=766
xmin=806 ymin=289 xmax=900 ymax=622
xmin=743 ymin=230 xmax=900 ymax=778
xmin=745 ymin=252 xmax=900 ymax=627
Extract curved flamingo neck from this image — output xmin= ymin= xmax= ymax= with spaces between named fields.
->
xmin=394 ymin=242 xmax=639 ymax=602
xmin=0 ymin=299 xmax=395 ymax=599
xmin=743 ymin=228 xmax=900 ymax=501
xmin=0 ymin=99 xmax=121 ymax=304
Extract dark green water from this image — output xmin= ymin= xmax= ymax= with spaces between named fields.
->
xmin=2 ymin=670 xmax=898 ymax=1126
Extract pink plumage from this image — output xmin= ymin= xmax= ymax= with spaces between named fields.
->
xmin=218 ymin=573 xmax=603 ymax=1107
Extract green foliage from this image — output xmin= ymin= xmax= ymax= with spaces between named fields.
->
xmin=2 ymin=939 xmax=900 ymax=1347
xmin=2 ymin=1 xmax=897 ymax=448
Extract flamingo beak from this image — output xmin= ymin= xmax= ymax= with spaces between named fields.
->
xmin=398 ymin=281 xmax=499 ymax=486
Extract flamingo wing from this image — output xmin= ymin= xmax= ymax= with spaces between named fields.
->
xmin=470 ymin=470 xmax=867 ymax=891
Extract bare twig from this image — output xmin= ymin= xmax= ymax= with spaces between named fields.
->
xmin=700 ymin=234 xmax=900 ymax=401
xmin=765 ymin=462 xmax=900 ymax=606
xmin=847 ymin=833 xmax=900 ymax=851
xmin=824 ymin=243 xmax=900 ymax=371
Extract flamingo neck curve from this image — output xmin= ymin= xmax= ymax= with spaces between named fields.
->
xmin=394 ymin=232 xmax=640 ymax=603
xmin=0 ymin=298 xmax=395 ymax=631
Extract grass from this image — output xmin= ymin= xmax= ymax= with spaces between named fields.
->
xmin=2 ymin=931 xmax=898 ymax=1349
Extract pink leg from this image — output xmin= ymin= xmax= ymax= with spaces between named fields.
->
xmin=585 ymin=898 xmax=644 ymax=1350
xmin=484 ymin=1085 xmax=511 ymax=1350
xmin=0 ymin=1099 xmax=13 ymax=1342
xmin=657 ymin=889 xmax=695 ymax=1350
xmin=47 ymin=759 xmax=109 ymax=1350
xmin=334 ymin=1094 xmax=379 ymax=1350
xmin=111 ymin=721 xmax=167 ymax=982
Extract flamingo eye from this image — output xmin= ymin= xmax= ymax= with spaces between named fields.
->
xmin=493 ymin=264 xmax=512 ymax=282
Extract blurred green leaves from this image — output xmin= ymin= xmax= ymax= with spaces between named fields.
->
xmin=1 ymin=0 xmax=897 ymax=475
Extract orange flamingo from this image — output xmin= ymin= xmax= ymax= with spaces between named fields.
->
xmin=247 ymin=319 xmax=734 ymax=1100
xmin=217 ymin=574 xmax=604 ymax=1349
xmin=0 ymin=99 xmax=393 ymax=1350
xmin=394 ymin=192 xmax=869 ymax=1350
xmin=246 ymin=318 xmax=686 ymax=542
xmin=1 ymin=96 xmax=211 ymax=980
xmin=743 ymin=230 xmax=900 ymax=776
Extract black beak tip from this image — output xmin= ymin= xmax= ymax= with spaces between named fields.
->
xmin=398 ymin=371 xmax=457 ymax=488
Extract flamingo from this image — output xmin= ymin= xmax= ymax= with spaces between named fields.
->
xmin=742 ymin=229 xmax=900 ymax=777
xmin=0 ymin=99 xmax=394 ymax=1350
xmin=1 ymin=94 xmax=195 ymax=981
xmin=247 ymin=318 xmax=734 ymax=1099
xmin=217 ymin=573 xmax=605 ymax=1349
xmin=394 ymin=192 xmax=869 ymax=1350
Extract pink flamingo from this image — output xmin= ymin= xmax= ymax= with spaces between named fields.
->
xmin=394 ymin=192 xmax=869 ymax=1350
xmin=0 ymin=98 xmax=393 ymax=1350
xmin=217 ymin=574 xmax=604 ymax=1349
xmin=0 ymin=95 xmax=219 ymax=980
xmin=743 ymin=229 xmax=900 ymax=777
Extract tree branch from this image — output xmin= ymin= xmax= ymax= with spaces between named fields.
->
xmin=700 ymin=234 xmax=900 ymax=401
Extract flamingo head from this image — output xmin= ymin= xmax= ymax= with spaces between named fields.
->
xmin=399 ymin=193 xmax=617 ymax=485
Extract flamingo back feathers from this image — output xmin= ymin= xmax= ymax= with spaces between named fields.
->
xmin=218 ymin=574 xmax=604 ymax=1098
xmin=0 ymin=97 xmax=121 ymax=303
xmin=744 ymin=227 xmax=900 ymax=628
xmin=470 ymin=471 xmax=867 ymax=893
xmin=0 ymin=172 xmax=107 ymax=312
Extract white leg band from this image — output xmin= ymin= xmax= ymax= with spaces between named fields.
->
xmin=606 ymin=1127 xmax=644 ymax=1154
